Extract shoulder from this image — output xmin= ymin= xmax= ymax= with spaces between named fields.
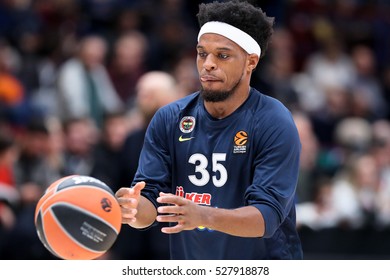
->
xmin=145 ymin=92 xmax=200 ymax=136
xmin=250 ymin=88 xmax=300 ymax=147
xmin=251 ymin=88 xmax=296 ymax=127
xmin=153 ymin=92 xmax=200 ymax=120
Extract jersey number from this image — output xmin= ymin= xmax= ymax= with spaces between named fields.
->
xmin=188 ymin=153 xmax=227 ymax=187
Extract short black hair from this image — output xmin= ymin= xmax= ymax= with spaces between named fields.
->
xmin=197 ymin=0 xmax=274 ymax=58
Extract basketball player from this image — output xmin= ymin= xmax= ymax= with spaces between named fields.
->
xmin=116 ymin=0 xmax=303 ymax=259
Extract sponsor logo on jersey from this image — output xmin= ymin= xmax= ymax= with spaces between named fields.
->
xmin=175 ymin=186 xmax=211 ymax=205
xmin=179 ymin=116 xmax=195 ymax=133
xmin=233 ymin=130 xmax=248 ymax=153
xmin=178 ymin=135 xmax=194 ymax=142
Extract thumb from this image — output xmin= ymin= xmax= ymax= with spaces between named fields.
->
xmin=131 ymin=181 xmax=146 ymax=195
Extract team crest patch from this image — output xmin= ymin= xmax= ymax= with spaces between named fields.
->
xmin=180 ymin=116 xmax=196 ymax=133
xmin=233 ymin=130 xmax=248 ymax=153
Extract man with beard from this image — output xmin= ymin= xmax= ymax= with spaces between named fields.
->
xmin=116 ymin=0 xmax=302 ymax=260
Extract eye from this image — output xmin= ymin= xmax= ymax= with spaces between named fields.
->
xmin=218 ymin=53 xmax=229 ymax=59
xmin=197 ymin=52 xmax=207 ymax=58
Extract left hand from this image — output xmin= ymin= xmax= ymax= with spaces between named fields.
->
xmin=156 ymin=192 xmax=207 ymax=234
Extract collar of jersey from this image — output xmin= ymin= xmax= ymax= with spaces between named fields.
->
xmin=199 ymin=88 xmax=254 ymax=128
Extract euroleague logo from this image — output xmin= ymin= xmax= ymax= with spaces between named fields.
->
xmin=100 ymin=197 xmax=113 ymax=212
xmin=233 ymin=130 xmax=248 ymax=153
xmin=234 ymin=130 xmax=248 ymax=146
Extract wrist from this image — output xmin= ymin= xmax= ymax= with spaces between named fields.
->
xmin=199 ymin=204 xmax=213 ymax=229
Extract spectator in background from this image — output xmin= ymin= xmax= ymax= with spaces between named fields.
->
xmin=294 ymin=117 xmax=376 ymax=232
xmin=331 ymin=152 xmax=382 ymax=229
xmin=6 ymin=118 xmax=61 ymax=259
xmin=334 ymin=117 xmax=373 ymax=157
xmin=119 ymin=70 xmax=180 ymax=192
xmin=350 ymin=45 xmax=388 ymax=121
xmin=255 ymin=28 xmax=300 ymax=111
xmin=146 ymin=0 xmax=197 ymax=71
xmin=90 ymin=110 xmax=130 ymax=191
xmin=90 ymin=111 xmax=143 ymax=260
xmin=296 ymin=176 xmax=339 ymax=230
xmin=56 ymin=34 xmax=124 ymax=129
xmin=16 ymin=31 xmax=41 ymax=100
xmin=124 ymin=70 xmax=180 ymax=137
xmin=0 ymin=40 xmax=26 ymax=127
xmin=13 ymin=119 xmax=62 ymax=205
xmin=297 ymin=152 xmax=383 ymax=232
xmin=297 ymin=30 xmax=356 ymax=147
xmin=113 ymin=5 xmax=144 ymax=36
xmin=304 ymin=30 xmax=356 ymax=95
xmin=171 ymin=53 xmax=200 ymax=99
xmin=107 ymin=31 xmax=149 ymax=108
xmin=62 ymin=117 xmax=99 ymax=177
xmin=45 ymin=116 xmax=66 ymax=178
xmin=0 ymin=130 xmax=19 ymax=258
xmin=293 ymin=111 xmax=321 ymax=203
xmin=370 ymin=119 xmax=390 ymax=228
xmin=0 ymin=128 xmax=19 ymax=206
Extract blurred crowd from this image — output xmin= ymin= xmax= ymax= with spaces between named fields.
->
xmin=0 ymin=0 xmax=390 ymax=259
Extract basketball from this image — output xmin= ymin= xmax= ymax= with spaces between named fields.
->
xmin=34 ymin=175 xmax=122 ymax=260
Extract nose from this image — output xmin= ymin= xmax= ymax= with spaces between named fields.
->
xmin=203 ymin=54 xmax=217 ymax=71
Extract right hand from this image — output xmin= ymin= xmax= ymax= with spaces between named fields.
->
xmin=115 ymin=181 xmax=146 ymax=224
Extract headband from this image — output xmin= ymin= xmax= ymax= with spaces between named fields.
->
xmin=197 ymin=21 xmax=261 ymax=57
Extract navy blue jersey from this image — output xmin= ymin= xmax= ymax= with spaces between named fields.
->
xmin=133 ymin=88 xmax=303 ymax=259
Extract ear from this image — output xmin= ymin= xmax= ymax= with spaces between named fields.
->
xmin=247 ymin=54 xmax=260 ymax=72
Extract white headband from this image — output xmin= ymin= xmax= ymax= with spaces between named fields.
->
xmin=197 ymin=21 xmax=261 ymax=57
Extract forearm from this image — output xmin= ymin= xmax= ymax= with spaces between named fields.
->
xmin=129 ymin=196 xmax=157 ymax=229
xmin=200 ymin=205 xmax=265 ymax=237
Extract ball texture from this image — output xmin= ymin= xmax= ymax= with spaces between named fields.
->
xmin=34 ymin=175 xmax=122 ymax=260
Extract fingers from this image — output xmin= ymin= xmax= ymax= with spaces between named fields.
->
xmin=115 ymin=182 xmax=146 ymax=224
xmin=115 ymin=181 xmax=145 ymax=199
xmin=156 ymin=193 xmax=198 ymax=234
xmin=157 ymin=192 xmax=183 ymax=205
xmin=160 ymin=224 xmax=185 ymax=234
xmin=115 ymin=182 xmax=146 ymax=207
xmin=156 ymin=212 xmax=187 ymax=234
xmin=120 ymin=207 xmax=138 ymax=224
xmin=157 ymin=205 xmax=183 ymax=215
xmin=156 ymin=192 xmax=191 ymax=219
xmin=115 ymin=187 xmax=131 ymax=198
xmin=117 ymin=197 xmax=138 ymax=209
xmin=132 ymin=181 xmax=146 ymax=195
xmin=159 ymin=192 xmax=174 ymax=197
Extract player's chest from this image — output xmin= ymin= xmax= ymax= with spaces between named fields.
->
xmin=172 ymin=114 xmax=256 ymax=163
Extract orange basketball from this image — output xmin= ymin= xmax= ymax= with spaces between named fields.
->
xmin=34 ymin=175 xmax=122 ymax=260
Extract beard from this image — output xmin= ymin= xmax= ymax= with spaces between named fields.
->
xmin=200 ymin=75 xmax=242 ymax=103
xmin=200 ymin=88 xmax=235 ymax=102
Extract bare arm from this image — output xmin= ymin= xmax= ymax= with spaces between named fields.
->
xmin=156 ymin=192 xmax=265 ymax=237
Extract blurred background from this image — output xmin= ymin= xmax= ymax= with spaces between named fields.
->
xmin=0 ymin=0 xmax=390 ymax=260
